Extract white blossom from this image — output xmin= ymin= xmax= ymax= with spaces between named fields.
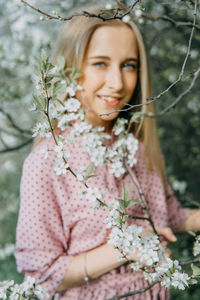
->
xmin=130 ymin=261 xmax=143 ymax=271
xmin=54 ymin=139 xmax=70 ymax=161
xmin=82 ymin=133 xmax=107 ymax=166
xmin=32 ymin=122 xmax=52 ymax=138
xmin=54 ymin=159 xmax=69 ymax=175
xmin=135 ymin=9 xmax=142 ymax=17
xmin=105 ymin=3 xmax=112 ymax=9
xmin=144 ymin=258 xmax=190 ymax=290
xmin=80 ymin=187 xmax=105 ymax=213
xmin=40 ymin=146 xmax=50 ymax=159
xmin=66 ymin=83 xmax=82 ymax=97
xmin=110 ymin=160 xmax=126 ymax=178
xmin=104 ymin=200 xmax=121 ymax=228
xmin=113 ymin=118 xmax=128 ymax=136
xmin=122 ymin=15 xmax=131 ymax=23
xmin=193 ymin=235 xmax=200 ymax=256
xmin=74 ymin=167 xmax=85 ymax=182
xmin=138 ymin=235 xmax=160 ymax=266
xmin=70 ymin=121 xmax=92 ymax=142
xmin=108 ymin=225 xmax=143 ymax=256
xmin=126 ymin=134 xmax=138 ymax=167
xmin=0 ymin=280 xmax=14 ymax=300
xmin=8 ymin=276 xmax=49 ymax=300
xmin=57 ymin=113 xmax=79 ymax=130
xmin=63 ymin=98 xmax=81 ymax=113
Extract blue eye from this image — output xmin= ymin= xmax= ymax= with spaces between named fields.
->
xmin=122 ymin=63 xmax=137 ymax=70
xmin=93 ymin=62 xmax=105 ymax=67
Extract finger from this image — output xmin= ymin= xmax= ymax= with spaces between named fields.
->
xmin=157 ymin=227 xmax=177 ymax=242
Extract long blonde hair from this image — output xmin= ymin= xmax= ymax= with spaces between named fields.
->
xmin=34 ymin=6 xmax=166 ymax=186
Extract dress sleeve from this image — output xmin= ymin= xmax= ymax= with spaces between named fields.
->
xmin=15 ymin=145 xmax=74 ymax=299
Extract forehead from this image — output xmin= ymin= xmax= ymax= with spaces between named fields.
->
xmin=86 ymin=24 xmax=138 ymax=59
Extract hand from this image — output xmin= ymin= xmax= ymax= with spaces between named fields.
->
xmin=142 ymin=226 xmax=177 ymax=243
xmin=178 ymin=209 xmax=200 ymax=232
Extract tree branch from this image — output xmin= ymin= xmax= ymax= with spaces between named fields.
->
xmin=148 ymin=65 xmax=200 ymax=117
xmin=20 ymin=0 xmax=140 ymax=22
xmin=143 ymin=13 xmax=200 ymax=30
xmin=0 ymin=107 xmax=32 ymax=136
xmin=0 ymin=138 xmax=32 ymax=153
xmin=106 ymin=281 xmax=159 ymax=300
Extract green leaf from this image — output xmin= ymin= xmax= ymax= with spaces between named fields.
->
xmin=32 ymin=94 xmax=45 ymax=110
xmin=56 ymin=99 xmax=65 ymax=107
xmin=122 ymin=214 xmax=129 ymax=223
xmin=191 ymin=264 xmax=200 ymax=276
xmin=130 ymin=112 xmax=143 ymax=124
xmin=87 ymin=174 xmax=98 ymax=179
xmin=34 ymin=55 xmax=42 ymax=65
xmin=34 ymin=64 xmax=41 ymax=76
xmin=73 ymin=72 xmax=83 ymax=79
xmin=119 ymin=199 xmax=127 ymax=211
xmin=53 ymin=81 xmax=66 ymax=96
xmin=122 ymin=185 xmax=130 ymax=202
xmin=126 ymin=198 xmax=140 ymax=208
xmin=188 ymin=231 xmax=196 ymax=237
xmin=57 ymin=55 xmax=66 ymax=69
xmin=41 ymin=49 xmax=48 ymax=62
xmin=189 ymin=278 xmax=198 ymax=285
xmin=85 ymin=163 xmax=94 ymax=176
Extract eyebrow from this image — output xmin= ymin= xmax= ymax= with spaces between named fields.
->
xmin=88 ymin=56 xmax=138 ymax=62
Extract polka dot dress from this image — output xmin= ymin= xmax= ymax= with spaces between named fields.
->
xmin=15 ymin=130 xmax=189 ymax=300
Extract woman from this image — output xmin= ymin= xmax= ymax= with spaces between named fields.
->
xmin=15 ymin=6 xmax=200 ymax=300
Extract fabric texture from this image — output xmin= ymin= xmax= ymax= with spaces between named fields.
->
xmin=15 ymin=129 xmax=189 ymax=300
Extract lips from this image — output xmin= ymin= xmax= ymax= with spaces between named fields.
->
xmin=98 ymin=95 xmax=121 ymax=107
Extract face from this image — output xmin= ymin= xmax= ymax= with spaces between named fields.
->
xmin=77 ymin=24 xmax=139 ymax=128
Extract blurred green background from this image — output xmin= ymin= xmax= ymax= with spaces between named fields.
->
xmin=0 ymin=0 xmax=200 ymax=298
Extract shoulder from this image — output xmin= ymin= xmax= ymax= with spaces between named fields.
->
xmin=23 ymin=137 xmax=55 ymax=176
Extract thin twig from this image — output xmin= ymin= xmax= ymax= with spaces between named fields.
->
xmin=0 ymin=107 xmax=32 ymax=135
xmin=148 ymin=65 xmax=200 ymax=117
xmin=20 ymin=0 xmax=140 ymax=22
xmin=143 ymin=13 xmax=200 ymax=30
xmin=0 ymin=138 xmax=32 ymax=153
xmin=106 ymin=281 xmax=159 ymax=300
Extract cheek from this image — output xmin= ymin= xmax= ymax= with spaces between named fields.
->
xmin=127 ymin=75 xmax=138 ymax=95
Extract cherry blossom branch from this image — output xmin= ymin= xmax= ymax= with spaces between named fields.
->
xmin=106 ymin=281 xmax=159 ymax=300
xmin=42 ymin=76 xmax=80 ymax=180
xmin=124 ymin=162 xmax=158 ymax=236
xmin=20 ymin=0 xmax=140 ymax=21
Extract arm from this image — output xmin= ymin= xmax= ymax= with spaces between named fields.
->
xmin=177 ymin=209 xmax=200 ymax=232
xmin=57 ymin=243 xmax=128 ymax=291
xmin=15 ymin=145 xmax=74 ymax=299
xmin=57 ymin=226 xmax=177 ymax=291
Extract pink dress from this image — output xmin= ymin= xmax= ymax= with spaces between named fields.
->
xmin=15 ymin=129 xmax=188 ymax=300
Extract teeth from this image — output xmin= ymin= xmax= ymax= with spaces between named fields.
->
xmin=101 ymin=96 xmax=120 ymax=102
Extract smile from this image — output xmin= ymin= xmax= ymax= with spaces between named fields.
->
xmin=98 ymin=96 xmax=121 ymax=107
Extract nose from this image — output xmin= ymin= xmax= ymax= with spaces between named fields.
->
xmin=105 ymin=66 xmax=123 ymax=91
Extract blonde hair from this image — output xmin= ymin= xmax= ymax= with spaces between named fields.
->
xmin=34 ymin=6 xmax=166 ymax=186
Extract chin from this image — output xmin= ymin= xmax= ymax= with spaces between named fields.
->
xmin=100 ymin=113 xmax=119 ymax=122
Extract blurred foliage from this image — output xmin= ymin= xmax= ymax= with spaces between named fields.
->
xmin=0 ymin=0 xmax=200 ymax=299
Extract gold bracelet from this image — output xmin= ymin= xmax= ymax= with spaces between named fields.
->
xmin=83 ymin=252 xmax=90 ymax=284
